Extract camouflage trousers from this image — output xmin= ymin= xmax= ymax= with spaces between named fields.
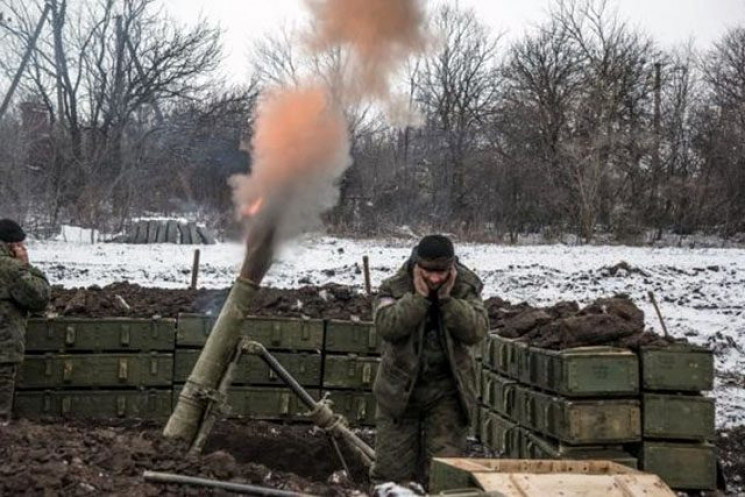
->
xmin=370 ymin=382 xmax=468 ymax=487
xmin=0 ymin=363 xmax=17 ymax=421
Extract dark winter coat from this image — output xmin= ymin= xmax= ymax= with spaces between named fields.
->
xmin=0 ymin=243 xmax=50 ymax=363
xmin=372 ymin=258 xmax=488 ymax=424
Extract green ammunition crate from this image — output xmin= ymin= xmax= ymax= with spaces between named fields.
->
xmin=468 ymin=403 xmax=480 ymax=439
xmin=519 ymin=429 xmax=637 ymax=468
xmin=487 ymin=410 xmax=520 ymax=457
xmin=478 ymin=406 xmax=491 ymax=447
xmin=489 ymin=372 xmax=518 ymax=420
xmin=226 ymin=387 xmax=320 ymax=421
xmin=481 ymin=337 xmax=494 ymax=370
xmin=515 ymin=386 xmax=641 ymax=444
xmin=323 ymin=354 xmax=379 ymax=389
xmin=642 ymin=393 xmax=715 ymax=441
xmin=14 ymin=389 xmax=172 ymax=419
xmin=493 ymin=336 xmax=528 ymax=380
xmin=524 ymin=346 xmax=639 ymax=397
xmin=17 ymin=353 xmax=173 ymax=388
xmin=325 ymin=320 xmax=379 ymax=354
xmin=176 ymin=314 xmax=324 ymax=351
xmin=176 ymin=313 xmax=216 ymax=347
xmin=480 ymin=370 xmax=493 ymax=407
xmin=640 ymin=345 xmax=714 ymax=392
xmin=26 ymin=318 xmax=176 ymax=352
xmin=490 ymin=334 xmax=510 ymax=375
xmin=173 ymin=349 xmax=322 ymax=386
xmin=637 ymin=441 xmax=717 ymax=490
xmin=325 ymin=390 xmax=376 ymax=426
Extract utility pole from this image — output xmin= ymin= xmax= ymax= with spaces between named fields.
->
xmin=0 ymin=3 xmax=52 ymax=120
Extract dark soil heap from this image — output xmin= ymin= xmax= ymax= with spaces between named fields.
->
xmin=485 ymin=295 xmax=680 ymax=350
xmin=47 ymin=284 xmax=679 ymax=350
xmin=48 ymin=282 xmax=375 ymax=321
xmin=0 ymin=419 xmax=365 ymax=496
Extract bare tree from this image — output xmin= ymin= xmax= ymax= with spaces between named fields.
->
xmin=0 ymin=0 xmax=223 ymax=229
xmin=414 ymin=3 xmax=501 ymax=230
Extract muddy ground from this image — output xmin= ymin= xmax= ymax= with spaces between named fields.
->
xmin=1 ymin=417 xmax=742 ymax=496
xmin=0 ymin=418 xmax=368 ymax=496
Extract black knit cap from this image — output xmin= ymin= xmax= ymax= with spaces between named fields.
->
xmin=0 ymin=219 xmax=26 ymax=243
xmin=413 ymin=234 xmax=455 ymax=270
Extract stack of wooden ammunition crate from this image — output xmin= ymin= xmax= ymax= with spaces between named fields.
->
xmin=630 ymin=344 xmax=717 ymax=491
xmin=478 ymin=334 xmax=718 ymax=492
xmin=174 ymin=313 xmax=324 ymax=422
xmin=322 ymin=320 xmax=380 ymax=427
xmin=479 ymin=334 xmax=642 ymax=467
xmin=15 ymin=317 xmax=175 ymax=419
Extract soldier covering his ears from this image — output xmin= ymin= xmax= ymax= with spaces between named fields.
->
xmin=370 ymin=234 xmax=488 ymax=487
xmin=0 ymin=219 xmax=50 ymax=424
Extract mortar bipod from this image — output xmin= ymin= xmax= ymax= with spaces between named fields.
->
xmin=188 ymin=338 xmax=376 ymax=470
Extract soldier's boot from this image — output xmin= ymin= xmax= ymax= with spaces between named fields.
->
xmin=0 ymin=364 xmax=18 ymax=425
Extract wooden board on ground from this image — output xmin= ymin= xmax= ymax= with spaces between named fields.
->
xmin=429 ymin=458 xmax=676 ymax=496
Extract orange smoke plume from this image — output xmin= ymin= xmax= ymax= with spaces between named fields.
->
xmin=230 ymin=86 xmax=351 ymax=240
xmin=306 ymin=0 xmax=428 ymax=99
xmin=231 ymin=0 xmax=428 ymax=251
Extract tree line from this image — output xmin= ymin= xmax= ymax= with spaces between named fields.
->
xmin=1 ymin=0 xmax=744 ymax=242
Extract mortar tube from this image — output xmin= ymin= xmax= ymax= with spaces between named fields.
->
xmin=163 ymin=277 xmax=259 ymax=444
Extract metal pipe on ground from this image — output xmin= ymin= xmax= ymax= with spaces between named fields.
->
xmin=143 ymin=471 xmax=314 ymax=497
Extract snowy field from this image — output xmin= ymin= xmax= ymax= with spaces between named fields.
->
xmin=28 ymin=233 xmax=745 ymax=428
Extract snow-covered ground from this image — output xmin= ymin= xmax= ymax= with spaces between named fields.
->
xmin=28 ymin=234 xmax=745 ymax=428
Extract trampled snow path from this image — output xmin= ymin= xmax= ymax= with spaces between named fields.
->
xmin=28 ymin=234 xmax=745 ymax=427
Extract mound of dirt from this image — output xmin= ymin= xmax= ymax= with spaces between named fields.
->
xmin=486 ymin=295 xmax=679 ymax=350
xmin=47 ymin=284 xmax=680 ymax=350
xmin=48 ymin=282 xmax=375 ymax=321
xmin=0 ymin=418 xmax=365 ymax=496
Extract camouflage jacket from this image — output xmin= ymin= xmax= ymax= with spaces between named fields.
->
xmin=0 ymin=243 xmax=51 ymax=363
xmin=372 ymin=258 xmax=488 ymax=424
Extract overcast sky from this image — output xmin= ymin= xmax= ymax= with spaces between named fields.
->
xmin=159 ymin=0 xmax=745 ymax=83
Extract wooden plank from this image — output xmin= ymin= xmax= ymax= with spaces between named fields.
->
xmin=472 ymin=473 xmax=676 ymax=497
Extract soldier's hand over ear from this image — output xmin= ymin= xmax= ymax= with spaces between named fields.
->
xmin=413 ymin=265 xmax=429 ymax=297
xmin=11 ymin=243 xmax=29 ymax=266
xmin=438 ymin=265 xmax=457 ymax=300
